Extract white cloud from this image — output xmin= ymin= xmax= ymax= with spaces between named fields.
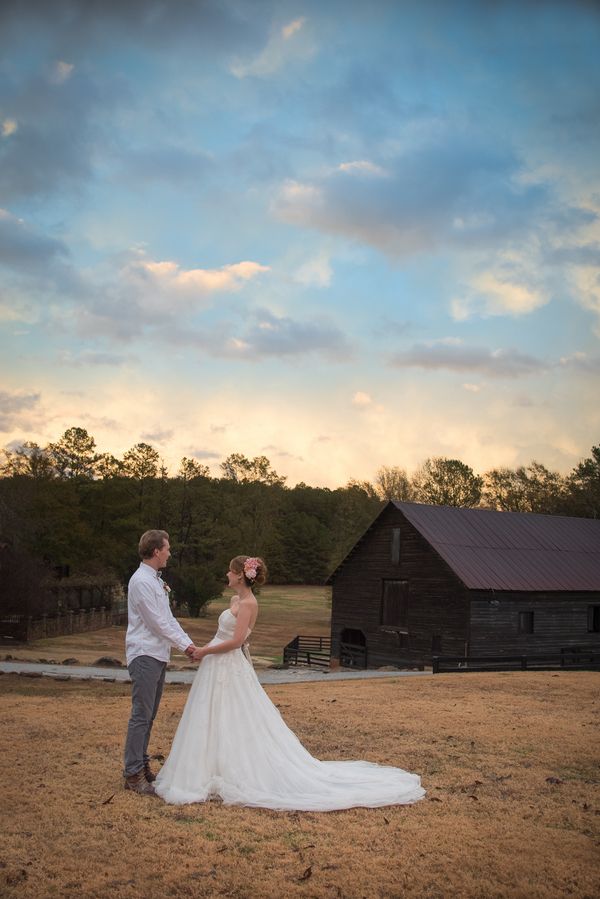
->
xmin=452 ymin=272 xmax=548 ymax=320
xmin=135 ymin=257 xmax=268 ymax=293
xmin=294 ymin=251 xmax=332 ymax=287
xmin=50 ymin=61 xmax=74 ymax=84
xmin=124 ymin=255 xmax=270 ymax=313
xmin=229 ymin=337 xmax=251 ymax=352
xmin=463 ymin=383 xmax=482 ymax=392
xmin=570 ymin=264 xmax=600 ymax=336
xmin=558 ymin=350 xmax=600 ymax=373
xmin=278 ymin=179 xmax=322 ymax=204
xmin=352 ymin=391 xmax=373 ymax=407
xmin=473 ymin=272 xmax=547 ymax=315
xmin=338 ymin=160 xmax=388 ymax=177
xmin=2 ymin=119 xmax=17 ymax=137
xmin=230 ymin=17 xmax=312 ymax=79
xmin=0 ymin=296 xmax=39 ymax=324
xmin=282 ymin=18 xmax=306 ymax=40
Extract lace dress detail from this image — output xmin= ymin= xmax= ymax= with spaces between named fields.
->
xmin=154 ymin=609 xmax=425 ymax=810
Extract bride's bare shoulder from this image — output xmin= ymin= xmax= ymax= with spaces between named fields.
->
xmin=239 ymin=595 xmax=258 ymax=608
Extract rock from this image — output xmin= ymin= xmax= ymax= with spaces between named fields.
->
xmin=62 ymin=658 xmax=80 ymax=665
xmin=93 ymin=656 xmax=123 ymax=668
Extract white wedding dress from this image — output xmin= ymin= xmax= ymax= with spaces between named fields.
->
xmin=154 ymin=608 xmax=425 ymax=810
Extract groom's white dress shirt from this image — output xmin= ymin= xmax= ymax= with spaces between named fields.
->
xmin=126 ymin=562 xmax=192 ymax=666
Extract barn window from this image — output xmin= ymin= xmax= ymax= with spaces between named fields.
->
xmin=519 ymin=611 xmax=534 ymax=634
xmin=381 ymin=579 xmax=408 ymax=627
xmin=587 ymin=605 xmax=600 ymax=633
xmin=390 ymin=528 xmax=401 ymax=564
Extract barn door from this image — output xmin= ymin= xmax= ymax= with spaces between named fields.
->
xmin=340 ymin=628 xmax=367 ymax=668
xmin=381 ymin=580 xmax=409 ymax=628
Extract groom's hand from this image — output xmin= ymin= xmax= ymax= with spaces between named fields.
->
xmin=184 ymin=643 xmax=197 ymax=659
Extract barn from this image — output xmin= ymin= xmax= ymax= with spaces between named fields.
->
xmin=327 ymin=501 xmax=600 ymax=669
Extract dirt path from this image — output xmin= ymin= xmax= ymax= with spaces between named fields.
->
xmin=0 ymin=659 xmax=429 ymax=684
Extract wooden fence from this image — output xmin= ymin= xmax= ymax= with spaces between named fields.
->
xmin=283 ymin=635 xmax=331 ymax=668
xmin=0 ymin=606 xmax=128 ymax=644
xmin=432 ymin=646 xmax=600 ymax=674
xmin=339 ymin=640 xmax=368 ymax=668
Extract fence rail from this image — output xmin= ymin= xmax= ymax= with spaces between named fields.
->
xmin=433 ymin=647 xmax=600 ymax=674
xmin=283 ymin=635 xmax=331 ymax=668
xmin=339 ymin=641 xmax=367 ymax=668
xmin=0 ymin=607 xmax=128 ymax=643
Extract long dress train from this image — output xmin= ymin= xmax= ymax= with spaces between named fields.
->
xmin=154 ymin=609 xmax=425 ymax=811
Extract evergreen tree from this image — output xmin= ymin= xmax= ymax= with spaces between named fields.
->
xmin=48 ymin=427 xmax=99 ymax=479
xmin=567 ymin=445 xmax=600 ymax=518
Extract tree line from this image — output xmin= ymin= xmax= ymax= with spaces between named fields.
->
xmin=1 ymin=427 xmax=598 ymax=617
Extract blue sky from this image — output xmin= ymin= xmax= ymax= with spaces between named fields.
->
xmin=1 ymin=0 xmax=599 ymax=487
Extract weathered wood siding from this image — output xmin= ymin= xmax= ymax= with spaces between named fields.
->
xmin=469 ymin=591 xmax=600 ymax=656
xmin=330 ymin=505 xmax=470 ymax=667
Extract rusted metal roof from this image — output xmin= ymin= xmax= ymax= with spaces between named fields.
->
xmin=395 ymin=502 xmax=600 ymax=592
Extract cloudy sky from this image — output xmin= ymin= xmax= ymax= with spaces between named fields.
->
xmin=1 ymin=0 xmax=599 ymax=487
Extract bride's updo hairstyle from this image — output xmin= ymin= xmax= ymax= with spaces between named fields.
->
xmin=231 ymin=555 xmax=268 ymax=587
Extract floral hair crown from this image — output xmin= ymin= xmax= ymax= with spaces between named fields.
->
xmin=243 ymin=557 xmax=260 ymax=581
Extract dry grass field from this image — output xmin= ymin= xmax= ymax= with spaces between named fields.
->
xmin=3 ymin=585 xmax=331 ymax=669
xmin=1 ymin=670 xmax=598 ymax=899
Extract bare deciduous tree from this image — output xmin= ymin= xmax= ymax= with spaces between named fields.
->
xmin=412 ymin=457 xmax=483 ymax=508
xmin=374 ymin=466 xmax=413 ymax=501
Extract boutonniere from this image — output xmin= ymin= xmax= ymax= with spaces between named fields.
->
xmin=158 ymin=574 xmax=171 ymax=596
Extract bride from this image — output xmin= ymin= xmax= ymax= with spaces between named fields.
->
xmin=154 ymin=555 xmax=425 ymax=811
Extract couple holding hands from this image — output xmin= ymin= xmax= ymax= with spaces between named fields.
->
xmin=123 ymin=529 xmax=424 ymax=811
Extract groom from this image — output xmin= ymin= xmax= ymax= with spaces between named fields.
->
xmin=123 ymin=529 xmax=197 ymax=795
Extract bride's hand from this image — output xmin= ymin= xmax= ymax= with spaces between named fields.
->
xmin=192 ymin=647 xmax=207 ymax=661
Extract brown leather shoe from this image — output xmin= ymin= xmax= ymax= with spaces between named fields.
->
xmin=144 ymin=762 xmax=156 ymax=783
xmin=124 ymin=771 xmax=156 ymax=796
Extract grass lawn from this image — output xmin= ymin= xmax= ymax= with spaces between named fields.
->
xmin=1 ymin=670 xmax=598 ymax=898
xmin=3 ymin=585 xmax=331 ymax=669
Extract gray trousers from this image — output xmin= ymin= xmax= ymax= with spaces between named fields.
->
xmin=123 ymin=655 xmax=167 ymax=777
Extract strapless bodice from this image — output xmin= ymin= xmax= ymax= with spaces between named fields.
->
xmin=213 ymin=608 xmax=251 ymax=643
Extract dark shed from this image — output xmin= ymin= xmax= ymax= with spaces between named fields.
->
xmin=327 ymin=502 xmax=600 ymax=668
